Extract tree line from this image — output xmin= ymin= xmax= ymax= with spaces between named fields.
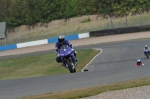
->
xmin=0 ymin=0 xmax=150 ymax=27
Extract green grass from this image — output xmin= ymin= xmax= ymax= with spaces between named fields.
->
xmin=0 ymin=49 xmax=99 ymax=80
xmin=18 ymin=77 xmax=150 ymax=99
xmin=81 ymin=17 xmax=91 ymax=23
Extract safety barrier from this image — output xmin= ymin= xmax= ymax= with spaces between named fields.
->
xmin=0 ymin=44 xmax=17 ymax=51
xmin=1 ymin=24 xmax=150 ymax=52
xmin=89 ymin=25 xmax=150 ymax=37
xmin=0 ymin=32 xmax=90 ymax=51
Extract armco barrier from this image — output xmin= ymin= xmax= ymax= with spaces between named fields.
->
xmin=0 ymin=32 xmax=90 ymax=51
xmin=90 ymin=25 xmax=150 ymax=37
xmin=48 ymin=37 xmax=58 ymax=44
xmin=17 ymin=39 xmax=48 ymax=48
xmin=0 ymin=44 xmax=17 ymax=51
xmin=65 ymin=34 xmax=79 ymax=40
xmin=78 ymin=33 xmax=90 ymax=39
xmin=48 ymin=34 xmax=79 ymax=44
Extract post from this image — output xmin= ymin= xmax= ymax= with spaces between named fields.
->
xmin=109 ymin=0 xmax=113 ymax=29
xmin=106 ymin=15 xmax=109 ymax=29
xmin=26 ymin=35 xmax=28 ymax=42
xmin=140 ymin=12 xmax=142 ymax=26
xmin=126 ymin=15 xmax=128 ymax=27
xmin=41 ymin=33 xmax=42 ymax=39
xmin=110 ymin=16 xmax=113 ymax=29
xmin=5 ymin=38 xmax=7 ymax=45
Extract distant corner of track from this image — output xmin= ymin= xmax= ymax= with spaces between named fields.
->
xmin=81 ymin=48 xmax=103 ymax=72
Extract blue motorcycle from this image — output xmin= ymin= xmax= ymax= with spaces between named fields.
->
xmin=58 ymin=45 xmax=77 ymax=73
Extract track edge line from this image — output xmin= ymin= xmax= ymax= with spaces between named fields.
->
xmin=81 ymin=48 xmax=102 ymax=72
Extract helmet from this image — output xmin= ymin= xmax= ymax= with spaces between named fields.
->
xmin=58 ymin=35 xmax=65 ymax=43
xmin=137 ymin=59 xmax=141 ymax=62
xmin=145 ymin=45 xmax=148 ymax=49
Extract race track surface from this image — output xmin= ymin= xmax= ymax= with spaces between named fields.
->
xmin=1 ymin=39 xmax=150 ymax=99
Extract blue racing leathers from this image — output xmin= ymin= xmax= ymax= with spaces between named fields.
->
xmin=144 ymin=47 xmax=150 ymax=55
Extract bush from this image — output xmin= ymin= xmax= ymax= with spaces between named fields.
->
xmin=81 ymin=17 xmax=91 ymax=23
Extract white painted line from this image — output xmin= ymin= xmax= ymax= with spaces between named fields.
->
xmin=81 ymin=48 xmax=103 ymax=72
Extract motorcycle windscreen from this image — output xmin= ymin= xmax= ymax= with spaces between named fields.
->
xmin=59 ymin=45 xmax=72 ymax=56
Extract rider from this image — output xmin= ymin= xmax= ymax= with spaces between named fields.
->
xmin=136 ymin=59 xmax=142 ymax=66
xmin=144 ymin=45 xmax=150 ymax=55
xmin=55 ymin=35 xmax=77 ymax=66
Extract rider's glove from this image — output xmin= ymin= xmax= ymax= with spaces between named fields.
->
xmin=57 ymin=54 xmax=60 ymax=57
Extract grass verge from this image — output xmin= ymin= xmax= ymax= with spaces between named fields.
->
xmin=18 ymin=77 xmax=150 ymax=99
xmin=0 ymin=49 xmax=99 ymax=80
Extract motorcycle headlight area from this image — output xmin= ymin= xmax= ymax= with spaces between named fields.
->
xmin=60 ymin=54 xmax=65 ymax=56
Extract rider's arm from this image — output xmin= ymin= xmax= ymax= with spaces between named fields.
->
xmin=65 ymin=40 xmax=74 ymax=48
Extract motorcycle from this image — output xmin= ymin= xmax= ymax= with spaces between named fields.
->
xmin=135 ymin=59 xmax=144 ymax=66
xmin=58 ymin=45 xmax=76 ymax=73
xmin=145 ymin=49 xmax=149 ymax=58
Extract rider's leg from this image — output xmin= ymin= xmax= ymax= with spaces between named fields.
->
xmin=60 ymin=57 xmax=66 ymax=66
xmin=144 ymin=51 xmax=146 ymax=56
xmin=140 ymin=61 xmax=142 ymax=65
xmin=56 ymin=57 xmax=61 ymax=63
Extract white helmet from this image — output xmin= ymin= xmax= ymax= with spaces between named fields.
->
xmin=145 ymin=45 xmax=148 ymax=48
xmin=137 ymin=59 xmax=141 ymax=62
xmin=145 ymin=45 xmax=148 ymax=47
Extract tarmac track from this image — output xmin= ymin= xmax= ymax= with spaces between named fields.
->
xmin=0 ymin=39 xmax=150 ymax=99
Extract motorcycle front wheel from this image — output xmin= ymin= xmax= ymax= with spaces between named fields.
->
xmin=66 ymin=59 xmax=76 ymax=73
